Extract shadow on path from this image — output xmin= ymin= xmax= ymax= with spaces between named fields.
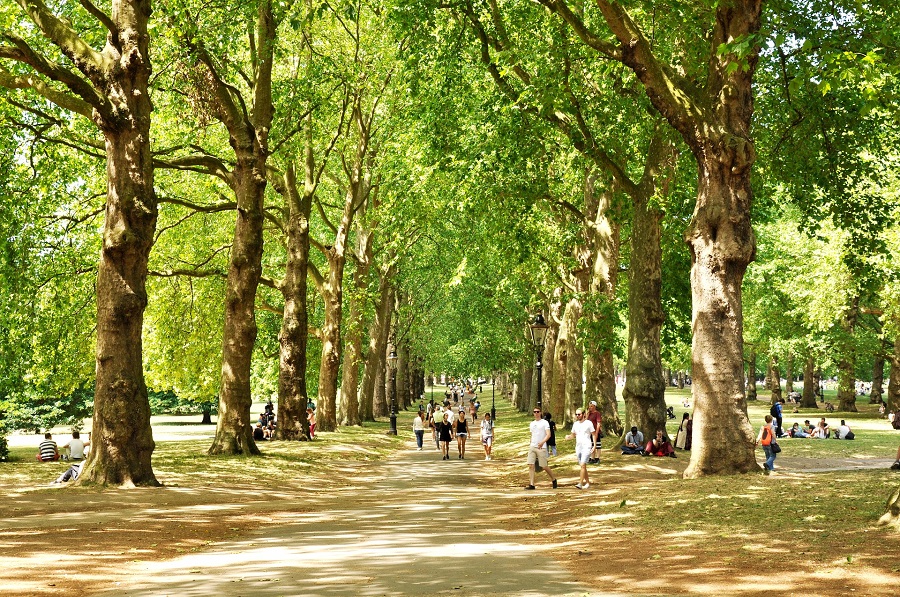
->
xmin=108 ymin=445 xmax=594 ymax=597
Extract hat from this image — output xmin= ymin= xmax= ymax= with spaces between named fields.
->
xmin=589 ymin=400 xmax=597 ymax=406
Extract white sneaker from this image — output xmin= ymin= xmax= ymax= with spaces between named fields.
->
xmin=485 ymin=456 xmax=489 ymax=461
xmin=582 ymin=483 xmax=590 ymax=489
xmin=575 ymin=483 xmax=583 ymax=490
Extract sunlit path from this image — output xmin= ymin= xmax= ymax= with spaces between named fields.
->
xmin=107 ymin=444 xmax=593 ymax=597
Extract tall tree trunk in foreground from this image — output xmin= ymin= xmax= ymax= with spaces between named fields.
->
xmin=541 ymin=0 xmax=763 ymax=477
xmin=275 ymin=163 xmax=312 ymax=441
xmin=622 ymin=133 xmax=669 ymax=439
xmin=549 ymin=301 xmax=569 ymax=417
xmin=206 ymin=1 xmax=276 ymax=455
xmin=1 ymin=0 xmax=160 ymax=485
xmin=802 ymin=355 xmax=818 ymax=407
xmin=870 ymin=353 xmax=885 ymax=404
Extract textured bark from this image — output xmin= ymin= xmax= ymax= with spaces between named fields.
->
xmin=768 ymin=356 xmax=782 ymax=403
xmin=746 ymin=351 xmax=757 ymax=401
xmin=888 ymin=337 xmax=900 ymax=413
xmin=837 ymin=297 xmax=860 ymax=412
xmin=338 ymin=226 xmax=372 ymax=426
xmin=75 ymin=0 xmax=158 ymax=486
xmin=208 ymin=1 xmax=276 ymax=456
xmin=878 ymin=485 xmax=900 ymax=529
xmin=583 ymin=178 xmax=622 ymax=438
xmin=275 ymin=163 xmax=312 ymax=441
xmin=361 ymin=267 xmax=394 ymax=419
xmin=549 ymin=300 xmax=568 ymax=417
xmin=802 ymin=355 xmax=818 ymax=407
xmin=563 ymin=293 xmax=584 ymax=427
xmin=543 ymin=294 xmax=562 ymax=414
xmin=870 ymin=353 xmax=885 ymax=404
xmin=396 ymin=342 xmax=410 ymax=411
xmin=519 ymin=362 xmax=533 ymax=412
xmin=622 ymin=134 xmax=669 ymax=439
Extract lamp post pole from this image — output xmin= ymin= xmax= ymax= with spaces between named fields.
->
xmin=491 ymin=371 xmax=496 ymax=422
xmin=388 ymin=349 xmax=398 ymax=435
xmin=529 ymin=313 xmax=549 ymax=412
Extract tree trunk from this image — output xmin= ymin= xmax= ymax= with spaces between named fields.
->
xmin=768 ymin=355 xmax=782 ymax=403
xmin=785 ymin=353 xmax=794 ymax=395
xmin=338 ymin=230 xmax=372 ymax=426
xmin=208 ymin=2 xmax=276 ymax=455
xmin=81 ymin=2 xmax=159 ymax=485
xmin=200 ymin=405 xmax=213 ymax=425
xmin=275 ymin=163 xmax=311 ymax=441
xmin=887 ymin=336 xmax=900 ymax=413
xmin=802 ymin=355 xmax=818 ymax=407
xmin=586 ymin=350 xmax=622 ymax=439
xmin=870 ymin=353 xmax=885 ymax=404
xmin=746 ymin=351 xmax=757 ymax=401
xmin=549 ymin=300 xmax=568 ymax=417
xmin=360 ymin=266 xmax=394 ymax=420
xmin=837 ymin=297 xmax=859 ymax=412
xmin=621 ymin=137 xmax=667 ymax=440
xmin=397 ymin=342 xmax=410 ymax=411
xmin=543 ymin=294 xmax=562 ymax=413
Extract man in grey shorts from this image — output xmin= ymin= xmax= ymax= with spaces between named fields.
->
xmin=525 ymin=407 xmax=557 ymax=490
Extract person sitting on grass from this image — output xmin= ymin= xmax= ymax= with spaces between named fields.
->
xmin=253 ymin=423 xmax=266 ymax=441
xmin=52 ymin=460 xmax=85 ymax=484
xmin=834 ymin=420 xmax=855 ymax=440
xmin=891 ymin=445 xmax=900 ymax=470
xmin=790 ymin=422 xmax=809 ymax=438
xmin=809 ymin=418 xmax=830 ymax=439
xmin=644 ymin=430 xmax=675 ymax=457
xmin=621 ymin=426 xmax=645 ymax=455
xmin=36 ymin=433 xmax=60 ymax=462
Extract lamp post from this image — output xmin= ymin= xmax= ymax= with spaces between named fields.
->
xmin=491 ymin=371 xmax=496 ymax=422
xmin=529 ymin=313 xmax=549 ymax=410
xmin=388 ymin=349 xmax=398 ymax=435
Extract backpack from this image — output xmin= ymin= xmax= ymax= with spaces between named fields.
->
xmin=892 ymin=417 xmax=900 ymax=431
xmin=761 ymin=426 xmax=772 ymax=446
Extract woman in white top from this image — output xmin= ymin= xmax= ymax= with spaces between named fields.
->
xmin=413 ymin=412 xmax=425 ymax=450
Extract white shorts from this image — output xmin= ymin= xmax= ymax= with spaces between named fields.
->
xmin=575 ymin=448 xmax=591 ymax=465
xmin=482 ymin=436 xmax=493 ymax=447
xmin=527 ymin=445 xmax=549 ymax=468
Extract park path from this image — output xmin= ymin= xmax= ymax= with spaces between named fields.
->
xmin=104 ymin=440 xmax=592 ymax=597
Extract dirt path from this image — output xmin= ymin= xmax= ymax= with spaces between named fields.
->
xmin=98 ymin=446 xmax=590 ymax=597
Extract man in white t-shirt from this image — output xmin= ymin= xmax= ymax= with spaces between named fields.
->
xmin=525 ymin=407 xmax=557 ymax=490
xmin=566 ymin=408 xmax=597 ymax=489
xmin=63 ymin=431 xmax=90 ymax=460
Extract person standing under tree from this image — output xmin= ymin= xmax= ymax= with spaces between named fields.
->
xmin=755 ymin=414 xmax=777 ymax=473
xmin=566 ymin=408 xmax=596 ymax=489
xmin=525 ymin=407 xmax=557 ymax=490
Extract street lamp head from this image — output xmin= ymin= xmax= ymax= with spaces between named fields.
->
xmin=388 ymin=349 xmax=398 ymax=372
xmin=529 ymin=312 xmax=549 ymax=349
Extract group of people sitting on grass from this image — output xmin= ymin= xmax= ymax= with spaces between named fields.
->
xmin=787 ymin=418 xmax=855 ymax=440
xmin=620 ymin=417 xmax=692 ymax=458
xmin=35 ymin=431 xmax=91 ymax=484
xmin=252 ymin=403 xmax=316 ymax=440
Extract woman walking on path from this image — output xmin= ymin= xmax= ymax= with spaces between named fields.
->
xmin=413 ymin=411 xmax=425 ymax=450
xmin=755 ymin=414 xmax=777 ymax=472
xmin=454 ymin=410 xmax=469 ymax=459
xmin=438 ymin=411 xmax=453 ymax=460
xmin=481 ymin=412 xmax=494 ymax=460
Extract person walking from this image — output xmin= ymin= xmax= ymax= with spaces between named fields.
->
xmin=438 ymin=411 xmax=453 ymax=460
xmin=480 ymin=412 xmax=494 ymax=460
xmin=454 ymin=410 xmax=469 ymax=459
xmin=413 ymin=411 xmax=425 ymax=450
xmin=755 ymin=414 xmax=777 ymax=473
xmin=586 ymin=401 xmax=603 ymax=464
xmin=525 ymin=407 xmax=557 ymax=490
xmin=566 ymin=408 xmax=596 ymax=489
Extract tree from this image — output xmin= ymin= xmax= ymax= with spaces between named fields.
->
xmin=1 ymin=0 xmax=159 ymax=486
